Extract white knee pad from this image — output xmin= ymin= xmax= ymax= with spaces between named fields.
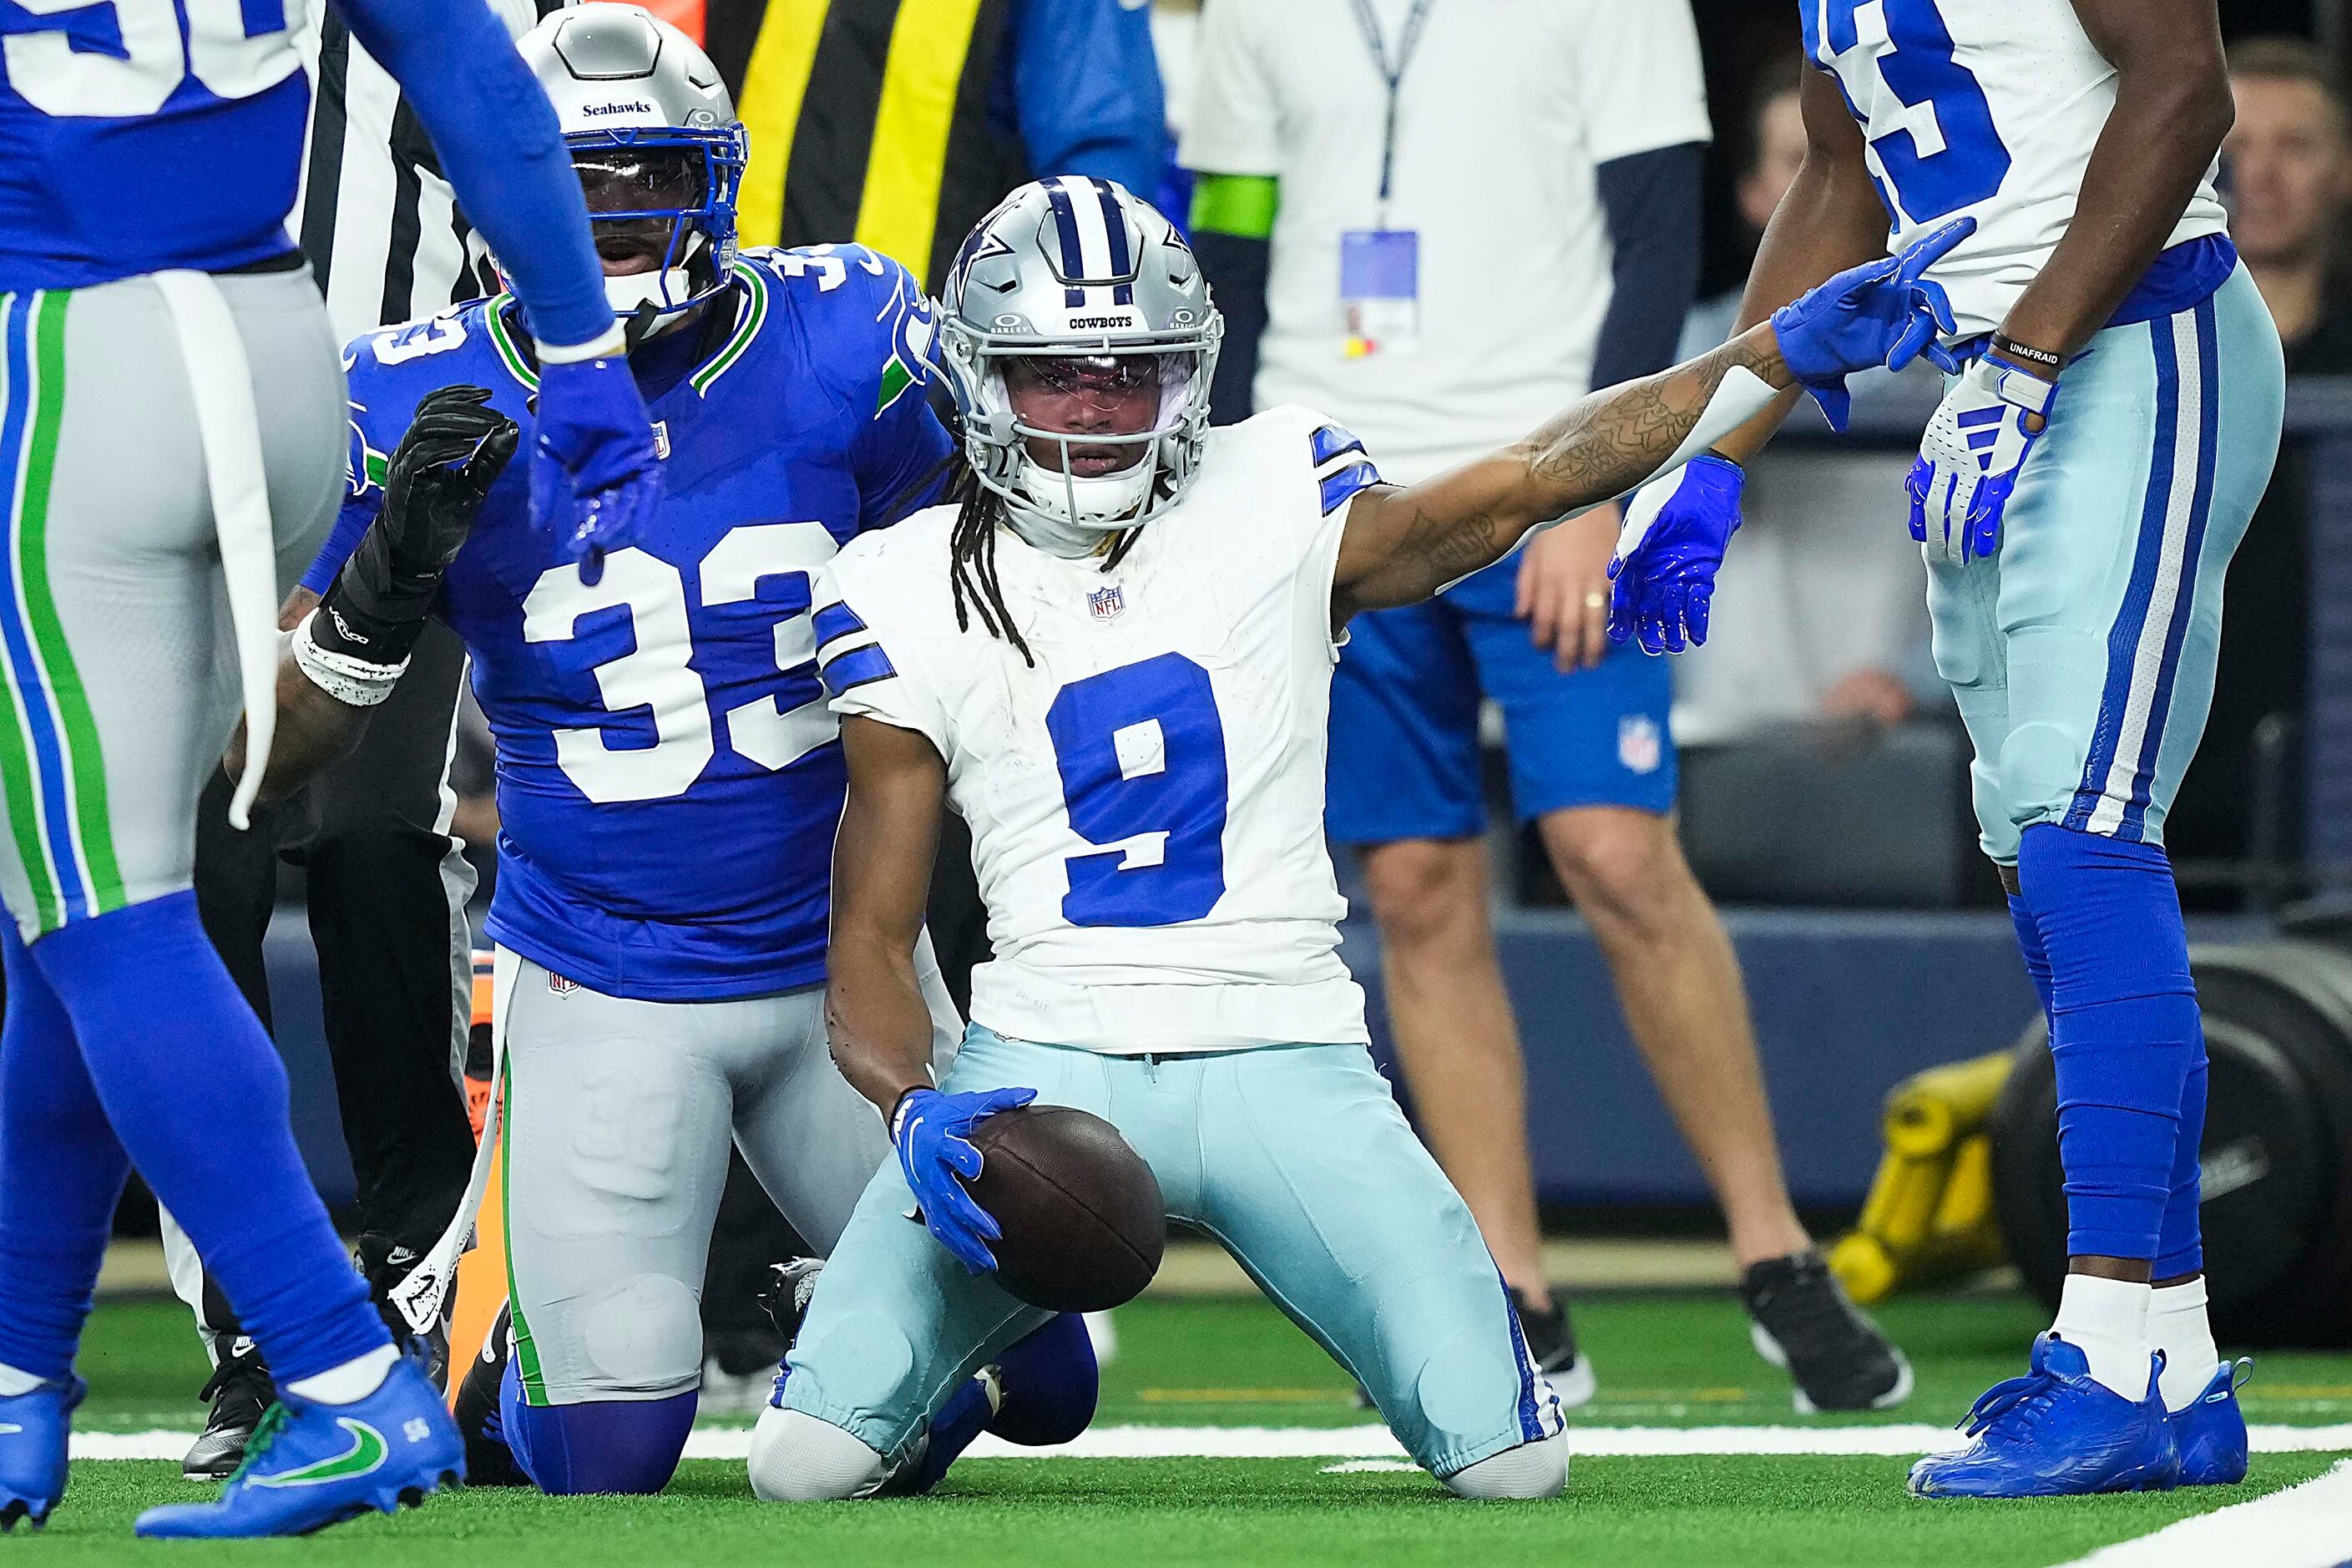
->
xmin=747 ymin=1407 xmax=891 ymax=1502
xmin=1441 ymin=1432 xmax=1568 ymax=1500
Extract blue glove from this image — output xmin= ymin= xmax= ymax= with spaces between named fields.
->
xmin=892 ymin=1085 xmax=1038 ymax=1273
xmin=1607 ymin=456 xmax=1744 ymax=655
xmin=1907 ymin=351 xmax=2057 ymax=564
xmin=529 ymin=351 xmax=663 ymax=586
xmin=1769 ymin=215 xmax=1975 ymax=432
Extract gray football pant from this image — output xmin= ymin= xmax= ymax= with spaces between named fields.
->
xmin=500 ymin=942 xmax=961 ymax=1405
xmin=0 ymin=269 xmax=341 ymax=943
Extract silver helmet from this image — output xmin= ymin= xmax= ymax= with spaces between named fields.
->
xmin=518 ymin=5 xmax=746 ymax=326
xmin=935 ymin=179 xmax=1222 ymax=543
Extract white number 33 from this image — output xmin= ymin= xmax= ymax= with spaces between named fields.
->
xmin=521 ymin=523 xmax=842 ymax=804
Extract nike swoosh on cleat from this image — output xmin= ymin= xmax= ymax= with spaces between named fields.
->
xmin=246 ymin=1419 xmax=387 ymax=1488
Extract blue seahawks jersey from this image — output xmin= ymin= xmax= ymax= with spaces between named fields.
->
xmin=0 ymin=0 xmax=312 ymax=288
xmin=321 ymin=245 xmax=950 ymax=1001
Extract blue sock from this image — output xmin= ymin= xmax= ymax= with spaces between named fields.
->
xmin=2006 ymin=893 xmax=2056 ymax=1021
xmin=499 ymin=1368 xmax=696 ymax=1496
xmin=2018 ymin=825 xmax=2199 ymax=1264
xmin=985 ymin=1313 xmax=1099 ymax=1447
xmin=27 ymin=893 xmax=385 ymax=1383
xmin=2156 ymin=1052 xmax=2208 ymax=1280
xmin=896 ymin=1375 xmax=994 ymax=1496
xmin=0 ymin=923 xmax=128 ymax=1381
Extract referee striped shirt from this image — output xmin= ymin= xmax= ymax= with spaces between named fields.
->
xmin=291 ymin=0 xmax=559 ymax=343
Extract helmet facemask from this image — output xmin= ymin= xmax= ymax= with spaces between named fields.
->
xmin=943 ymin=324 xmax=1221 ymax=554
xmin=569 ymin=128 xmax=746 ymax=336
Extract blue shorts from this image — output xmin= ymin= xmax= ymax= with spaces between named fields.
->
xmin=1326 ymin=567 xmax=1677 ymax=845
xmin=1929 ymin=266 xmax=2285 ymax=862
xmin=778 ymin=1025 xmax=1563 ymax=1480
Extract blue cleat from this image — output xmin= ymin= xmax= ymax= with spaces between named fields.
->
xmin=1908 ymin=1335 xmax=2179 ymax=1499
xmin=2170 ymin=1359 xmax=2253 ymax=1486
xmin=0 ymin=1376 xmax=82 ymax=1530
xmin=134 ymin=1356 xmax=463 ymax=1539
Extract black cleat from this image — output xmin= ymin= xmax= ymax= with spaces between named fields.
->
xmin=452 ymin=1301 xmax=529 ymax=1488
xmin=756 ymin=1259 xmax=825 ymax=1409
xmin=181 ymin=1342 xmax=274 ymax=1481
xmin=1510 ymin=1287 xmax=1597 ymax=1409
xmin=1742 ymin=1249 xmax=1913 ymax=1413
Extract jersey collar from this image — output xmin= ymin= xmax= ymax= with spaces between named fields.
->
xmin=483 ymin=261 xmax=773 ymax=399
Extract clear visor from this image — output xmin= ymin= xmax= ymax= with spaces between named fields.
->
xmin=994 ymin=349 xmax=1200 ymax=450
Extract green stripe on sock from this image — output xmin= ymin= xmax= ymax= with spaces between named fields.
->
xmin=499 ymin=1049 xmax=550 ymax=1405
xmin=17 ymin=291 xmax=122 ymax=913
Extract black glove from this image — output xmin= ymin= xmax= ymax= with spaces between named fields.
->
xmin=314 ymin=385 xmax=518 ymax=668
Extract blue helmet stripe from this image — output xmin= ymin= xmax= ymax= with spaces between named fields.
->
xmin=1043 ymin=177 xmax=1090 ymax=309
xmin=1090 ymin=179 xmax=1136 ymax=306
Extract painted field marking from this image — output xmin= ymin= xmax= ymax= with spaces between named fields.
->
xmin=67 ymin=1424 xmax=2352 ymax=1464
xmin=2058 ymin=1459 xmax=2352 ymax=1568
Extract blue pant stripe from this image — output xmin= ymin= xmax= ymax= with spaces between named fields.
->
xmin=2117 ymin=296 xmax=2223 ymax=842
xmin=2066 ymin=315 xmax=2184 ymax=834
xmin=0 ymin=296 xmax=83 ymax=918
xmin=1500 ymin=1276 xmax=1543 ymax=1444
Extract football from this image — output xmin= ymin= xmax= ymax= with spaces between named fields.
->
xmin=967 ymin=1105 xmax=1166 ymax=1313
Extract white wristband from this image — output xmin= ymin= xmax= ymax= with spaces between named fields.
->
xmin=534 ymin=321 xmax=627 ymax=364
xmin=291 ymin=611 xmax=407 ymax=708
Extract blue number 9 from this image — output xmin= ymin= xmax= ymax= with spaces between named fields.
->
xmin=1045 ymin=653 xmax=1229 ymax=928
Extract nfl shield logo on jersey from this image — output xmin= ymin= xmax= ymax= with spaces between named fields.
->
xmin=547 ymin=972 xmax=579 ymax=996
xmin=1089 ymin=584 xmax=1125 ymax=623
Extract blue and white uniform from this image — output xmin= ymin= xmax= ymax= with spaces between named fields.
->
xmin=1807 ymin=0 xmax=2285 ymax=1479
xmin=776 ymin=407 xmax=1565 ymax=1487
xmin=321 ymin=246 xmax=963 ymax=1408
xmin=1803 ymin=0 xmax=2284 ymax=858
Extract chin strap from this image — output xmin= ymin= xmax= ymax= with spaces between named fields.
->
xmin=999 ymin=501 xmax=1110 ymax=559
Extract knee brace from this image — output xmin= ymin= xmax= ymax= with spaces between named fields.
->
xmin=1996 ymin=721 xmax=2089 ymax=841
xmin=1442 ymin=1432 xmax=1567 ymax=1500
xmin=748 ymin=1408 xmax=891 ymax=1502
xmin=575 ymin=1273 xmax=702 ymax=1399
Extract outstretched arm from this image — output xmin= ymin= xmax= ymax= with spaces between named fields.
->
xmin=825 ymin=716 xmax=952 ymax=1116
xmin=1331 ymin=215 xmax=1970 ymax=621
xmin=1711 ymin=64 xmax=1895 ymax=461
xmin=1332 ymin=329 xmax=1792 ymax=618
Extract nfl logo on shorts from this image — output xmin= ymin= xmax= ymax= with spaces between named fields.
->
xmin=1089 ymin=584 xmax=1125 ymax=623
xmin=1618 ymin=715 xmax=1662 ymax=776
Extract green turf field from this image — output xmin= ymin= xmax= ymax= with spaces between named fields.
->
xmin=38 ymin=1289 xmax=2352 ymax=1565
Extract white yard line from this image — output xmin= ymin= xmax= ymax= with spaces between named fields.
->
xmin=2056 ymin=1459 xmax=2352 ymax=1568
xmin=68 ymin=1424 xmax=2352 ymax=1464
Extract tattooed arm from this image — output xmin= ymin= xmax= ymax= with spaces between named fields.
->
xmin=1331 ymin=327 xmax=1792 ymax=621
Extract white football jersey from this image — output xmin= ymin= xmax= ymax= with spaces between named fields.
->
xmin=1805 ymin=0 xmax=2229 ymax=339
xmin=816 ymin=407 xmax=1382 ymax=1055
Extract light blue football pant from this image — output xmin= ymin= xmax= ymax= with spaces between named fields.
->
xmin=777 ymin=1024 xmax=1562 ymax=1480
xmin=1928 ymin=266 xmax=2286 ymax=862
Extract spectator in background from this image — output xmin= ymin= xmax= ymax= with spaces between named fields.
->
xmin=710 ymin=0 xmax=1164 ymax=289
xmin=2227 ymin=37 xmax=2352 ymax=372
xmin=1184 ymin=0 xmax=1905 ymax=1413
xmin=1682 ymin=58 xmax=1808 ymax=360
xmin=1672 ymin=58 xmax=1936 ymax=737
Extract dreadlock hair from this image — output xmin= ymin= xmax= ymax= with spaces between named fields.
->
xmin=947 ymin=463 xmax=1147 ymax=670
